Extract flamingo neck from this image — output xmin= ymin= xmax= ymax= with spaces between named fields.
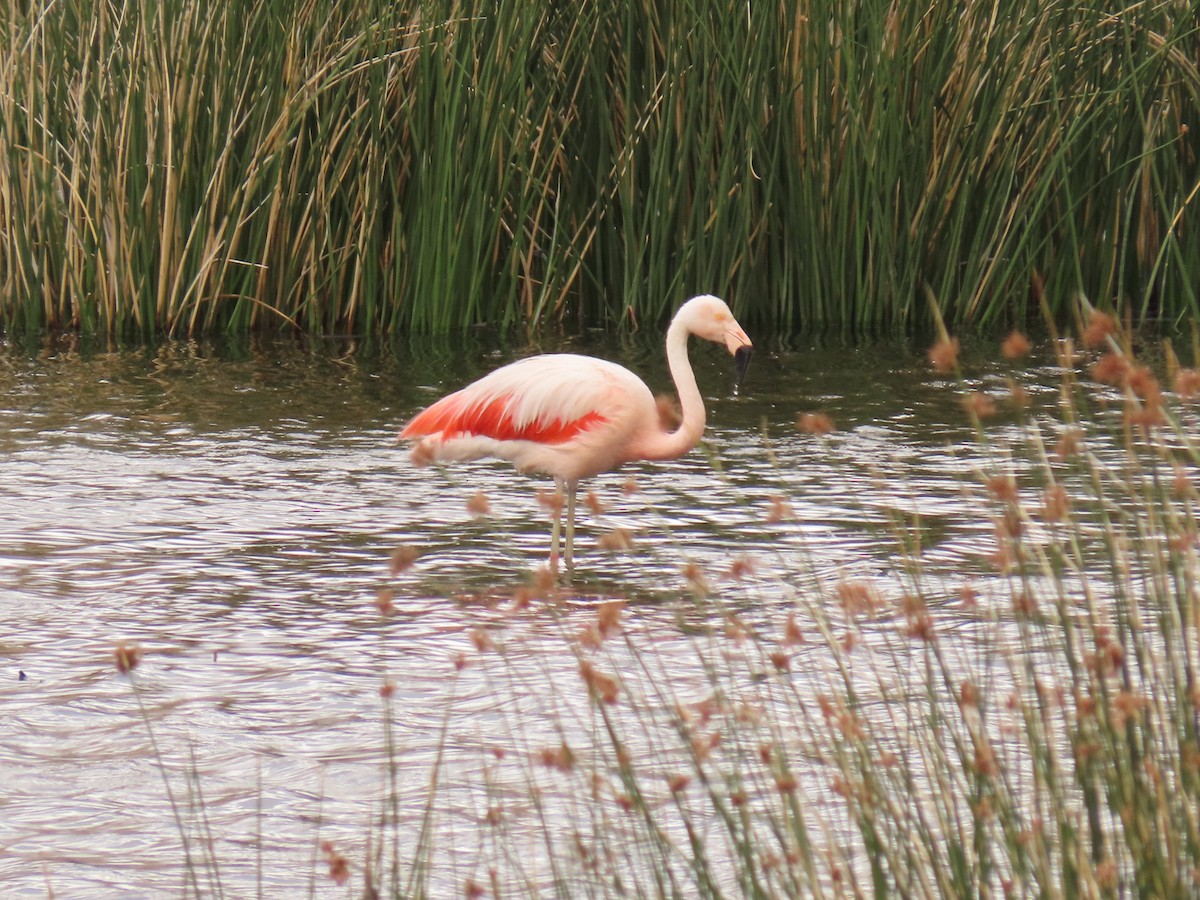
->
xmin=643 ymin=315 xmax=706 ymax=460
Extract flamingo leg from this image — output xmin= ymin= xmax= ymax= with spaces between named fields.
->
xmin=550 ymin=478 xmax=564 ymax=572
xmin=565 ymin=480 xmax=578 ymax=572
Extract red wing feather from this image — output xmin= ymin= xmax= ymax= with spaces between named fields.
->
xmin=403 ymin=393 xmax=606 ymax=445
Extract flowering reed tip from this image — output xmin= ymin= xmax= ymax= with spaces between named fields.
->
xmin=114 ymin=642 xmax=142 ymax=674
xmin=928 ymin=336 xmax=960 ymax=373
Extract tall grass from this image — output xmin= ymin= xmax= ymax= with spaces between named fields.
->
xmin=109 ymin=303 xmax=1200 ymax=895
xmin=3 ymin=0 xmax=1199 ymax=336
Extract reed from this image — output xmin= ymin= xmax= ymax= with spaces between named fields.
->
xmin=103 ymin=302 xmax=1200 ymax=895
xmin=358 ymin=307 xmax=1200 ymax=896
xmin=4 ymin=0 xmax=1198 ymax=336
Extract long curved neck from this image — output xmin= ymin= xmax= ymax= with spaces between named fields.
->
xmin=641 ymin=316 xmax=706 ymax=460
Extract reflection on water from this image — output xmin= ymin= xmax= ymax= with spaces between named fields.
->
xmin=0 ymin=331 xmax=1063 ymax=895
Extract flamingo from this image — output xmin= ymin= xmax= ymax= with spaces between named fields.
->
xmin=400 ymin=294 xmax=753 ymax=571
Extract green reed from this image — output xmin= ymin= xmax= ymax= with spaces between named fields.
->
xmin=4 ymin=0 xmax=1198 ymax=336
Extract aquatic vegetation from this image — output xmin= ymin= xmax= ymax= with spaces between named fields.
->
xmin=3 ymin=0 xmax=1198 ymax=336
xmin=99 ymin=305 xmax=1200 ymax=896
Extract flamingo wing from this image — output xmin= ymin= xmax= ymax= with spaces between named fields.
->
xmin=401 ymin=354 xmax=635 ymax=446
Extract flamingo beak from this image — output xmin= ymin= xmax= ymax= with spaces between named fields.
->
xmin=726 ymin=329 xmax=753 ymax=391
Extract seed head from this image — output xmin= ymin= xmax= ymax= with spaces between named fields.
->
xmin=114 ymin=643 xmax=142 ymax=675
xmin=1042 ymin=485 xmax=1070 ymax=522
xmin=389 ymin=544 xmax=420 ymax=575
xmin=765 ymin=494 xmax=793 ymax=523
xmin=470 ymin=628 xmax=494 ymax=653
xmin=1082 ymin=310 xmax=1117 ymax=347
xmin=322 ymin=841 xmax=350 ymax=886
xmin=538 ymin=743 xmax=576 ymax=772
xmin=1174 ymin=368 xmax=1200 ymax=400
xmin=598 ymin=528 xmax=634 ymax=551
xmin=683 ymin=561 xmax=710 ymax=597
xmin=1053 ymin=428 xmax=1083 ymax=460
xmin=783 ymin=611 xmax=805 ymax=645
xmin=728 ymin=555 xmax=756 ymax=581
xmin=985 ymin=475 xmax=1019 ymax=504
xmin=797 ymin=412 xmax=835 ymax=435
xmin=579 ymin=660 xmax=619 ymax=705
xmin=535 ymin=487 xmax=562 ymax=514
xmin=374 ymin=589 xmax=396 ymax=616
xmin=964 ymin=392 xmax=997 ymax=418
xmin=596 ymin=600 xmax=624 ymax=637
xmin=667 ymin=773 xmax=691 ymax=794
xmin=1090 ymin=352 xmax=1129 ymax=385
xmin=467 ymin=490 xmax=491 ymax=517
xmin=1001 ymin=331 xmax=1031 ymax=359
xmin=928 ymin=337 xmax=960 ymax=373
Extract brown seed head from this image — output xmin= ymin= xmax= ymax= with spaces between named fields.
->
xmin=960 ymin=681 xmax=980 ymax=708
xmin=928 ymin=337 xmax=960 ymax=373
xmin=1174 ymin=368 xmax=1200 ymax=400
xmin=598 ymin=528 xmax=635 ymax=551
xmin=836 ymin=580 xmax=882 ymax=615
xmin=467 ymin=490 xmax=491 ymax=517
xmin=765 ymin=494 xmax=794 ymax=523
xmin=1054 ymin=428 xmax=1083 ymax=460
xmin=973 ymin=740 xmax=998 ymax=777
xmin=538 ymin=743 xmax=576 ymax=772
xmin=596 ymin=599 xmax=624 ymax=637
xmin=1090 ymin=352 xmax=1129 ymax=385
xmin=1042 ymin=485 xmax=1070 ymax=522
xmin=410 ymin=440 xmax=436 ymax=467
xmin=728 ymin=555 xmax=756 ymax=581
xmin=985 ymin=475 xmax=1019 ymax=504
xmin=322 ymin=841 xmax=350 ymax=886
xmin=579 ymin=660 xmax=619 ymax=705
xmin=470 ymin=628 xmax=495 ymax=653
xmin=389 ymin=544 xmax=420 ymax=575
xmin=797 ymin=411 xmax=835 ymax=435
xmin=683 ymin=561 xmax=710 ymax=596
xmin=535 ymin=487 xmax=563 ymax=514
xmin=964 ymin=392 xmax=997 ymax=419
xmin=667 ymin=773 xmax=691 ymax=794
xmin=1001 ymin=331 xmax=1031 ymax=359
xmin=957 ymin=583 xmax=979 ymax=609
xmin=374 ymin=589 xmax=396 ymax=616
xmin=783 ymin=610 xmax=805 ymax=645
xmin=1082 ymin=310 xmax=1117 ymax=347
xmin=1126 ymin=365 xmax=1162 ymax=405
xmin=114 ymin=643 xmax=142 ymax=675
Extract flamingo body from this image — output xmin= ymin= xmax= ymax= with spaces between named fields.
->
xmin=401 ymin=294 xmax=752 ymax=570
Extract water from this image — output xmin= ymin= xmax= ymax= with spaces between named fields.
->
xmin=0 ymin=331 xmax=1067 ymax=896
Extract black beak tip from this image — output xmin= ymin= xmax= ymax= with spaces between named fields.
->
xmin=733 ymin=344 xmax=753 ymax=390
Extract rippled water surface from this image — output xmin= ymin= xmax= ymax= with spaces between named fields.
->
xmin=1 ymin=330 xmax=1062 ymax=896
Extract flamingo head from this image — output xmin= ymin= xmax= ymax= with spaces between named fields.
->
xmin=676 ymin=294 xmax=754 ymax=389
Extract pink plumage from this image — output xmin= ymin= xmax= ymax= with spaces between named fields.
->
xmin=400 ymin=294 xmax=753 ymax=572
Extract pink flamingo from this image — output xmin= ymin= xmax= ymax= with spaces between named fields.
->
xmin=400 ymin=294 xmax=753 ymax=571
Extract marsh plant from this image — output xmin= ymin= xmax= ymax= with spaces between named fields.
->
xmin=111 ymin=305 xmax=1200 ymax=897
xmin=4 ymin=0 xmax=1200 ymax=335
